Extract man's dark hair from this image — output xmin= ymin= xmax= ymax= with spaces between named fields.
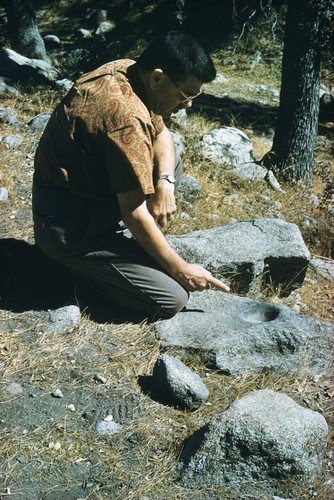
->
xmin=137 ymin=31 xmax=216 ymax=83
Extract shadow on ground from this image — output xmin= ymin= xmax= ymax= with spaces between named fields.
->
xmin=0 ymin=238 xmax=154 ymax=325
xmin=0 ymin=238 xmax=74 ymax=312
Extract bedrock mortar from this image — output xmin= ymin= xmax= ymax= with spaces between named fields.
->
xmin=155 ymin=291 xmax=334 ymax=376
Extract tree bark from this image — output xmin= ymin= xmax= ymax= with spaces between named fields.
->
xmin=3 ymin=0 xmax=49 ymax=61
xmin=264 ymin=0 xmax=329 ymax=185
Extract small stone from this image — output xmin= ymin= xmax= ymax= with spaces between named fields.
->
xmin=67 ymin=404 xmax=75 ymax=411
xmin=56 ymin=79 xmax=73 ymax=92
xmin=46 ymin=305 xmax=81 ymax=334
xmin=4 ymin=382 xmax=23 ymax=395
xmin=44 ymin=34 xmax=61 ymax=47
xmin=94 ymin=374 xmax=107 ymax=384
xmin=0 ymin=187 xmax=8 ymax=201
xmin=96 ymin=20 xmax=116 ymax=35
xmin=52 ymin=389 xmax=64 ymax=398
xmin=96 ymin=420 xmax=122 ymax=435
xmin=103 ymin=414 xmax=113 ymax=422
xmin=76 ymin=28 xmax=92 ymax=39
xmin=1 ymin=135 xmax=22 ymax=149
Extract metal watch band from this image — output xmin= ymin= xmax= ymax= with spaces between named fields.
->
xmin=156 ymin=174 xmax=176 ymax=184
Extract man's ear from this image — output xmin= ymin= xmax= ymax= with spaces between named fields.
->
xmin=149 ymin=68 xmax=164 ymax=89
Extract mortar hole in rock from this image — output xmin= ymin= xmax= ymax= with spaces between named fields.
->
xmin=240 ymin=302 xmax=280 ymax=324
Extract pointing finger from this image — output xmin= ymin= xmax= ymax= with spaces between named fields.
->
xmin=208 ymin=276 xmax=230 ymax=292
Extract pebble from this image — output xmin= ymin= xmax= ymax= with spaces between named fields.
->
xmin=56 ymin=79 xmax=73 ymax=92
xmin=4 ymin=382 xmax=23 ymax=395
xmin=76 ymin=28 xmax=92 ymax=39
xmin=1 ymin=135 xmax=22 ymax=149
xmin=46 ymin=305 xmax=81 ymax=333
xmin=44 ymin=34 xmax=61 ymax=47
xmin=95 ymin=420 xmax=122 ymax=435
xmin=103 ymin=414 xmax=113 ymax=422
xmin=49 ymin=441 xmax=61 ymax=450
xmin=0 ymin=187 xmax=8 ymax=201
xmin=94 ymin=374 xmax=107 ymax=384
xmin=96 ymin=21 xmax=116 ymax=35
xmin=52 ymin=388 xmax=64 ymax=398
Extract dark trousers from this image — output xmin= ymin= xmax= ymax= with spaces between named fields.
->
xmin=32 ymin=156 xmax=188 ymax=321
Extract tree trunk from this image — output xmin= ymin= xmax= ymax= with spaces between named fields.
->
xmin=3 ymin=0 xmax=49 ymax=61
xmin=264 ymin=0 xmax=327 ymax=185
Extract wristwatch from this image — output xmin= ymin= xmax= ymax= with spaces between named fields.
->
xmin=156 ymin=174 xmax=176 ymax=184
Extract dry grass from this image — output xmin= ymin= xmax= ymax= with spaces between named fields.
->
xmin=0 ymin=2 xmax=333 ymax=498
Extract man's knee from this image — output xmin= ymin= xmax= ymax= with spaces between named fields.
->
xmin=157 ymin=287 xmax=189 ymax=319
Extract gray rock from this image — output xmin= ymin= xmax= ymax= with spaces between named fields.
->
xmin=170 ymin=108 xmax=187 ymax=128
xmin=178 ymin=389 xmax=329 ymax=487
xmin=170 ymin=129 xmax=184 ymax=157
xmin=4 ymin=382 xmax=24 ymax=395
xmin=55 ymin=78 xmax=73 ymax=92
xmin=96 ymin=21 xmax=116 ymax=35
xmin=155 ymin=291 xmax=334 ymax=376
xmin=310 ymin=258 xmax=334 ymax=282
xmin=43 ymin=35 xmax=61 ymax=48
xmin=167 ymin=218 xmax=310 ymax=295
xmin=1 ymin=135 xmax=22 ymax=149
xmin=153 ymin=354 xmax=209 ymax=410
xmin=0 ymin=107 xmax=21 ymax=131
xmin=0 ymin=48 xmax=58 ymax=83
xmin=94 ymin=374 xmax=107 ymax=384
xmin=213 ymin=73 xmax=229 ymax=84
xmin=96 ymin=420 xmax=122 ymax=435
xmin=200 ymin=127 xmax=268 ymax=181
xmin=76 ymin=28 xmax=92 ymax=39
xmin=177 ymin=175 xmax=202 ymax=205
xmin=96 ymin=9 xmax=108 ymax=24
xmin=201 ymin=126 xmax=253 ymax=165
xmin=45 ymin=305 xmax=81 ymax=334
xmin=27 ymin=114 xmax=50 ymax=135
xmin=0 ymin=187 xmax=8 ymax=201
xmin=52 ymin=389 xmax=64 ymax=398
xmin=0 ymin=77 xmax=19 ymax=95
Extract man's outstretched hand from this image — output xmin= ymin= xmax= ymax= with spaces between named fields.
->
xmin=174 ymin=263 xmax=230 ymax=293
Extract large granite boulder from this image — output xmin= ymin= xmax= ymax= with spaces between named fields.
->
xmin=155 ymin=291 xmax=334 ymax=376
xmin=0 ymin=48 xmax=58 ymax=83
xmin=167 ymin=218 xmax=310 ymax=295
xmin=200 ymin=126 xmax=267 ymax=181
xmin=178 ymin=389 xmax=328 ymax=488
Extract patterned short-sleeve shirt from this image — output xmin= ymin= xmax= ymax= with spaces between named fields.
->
xmin=34 ymin=59 xmax=164 ymax=198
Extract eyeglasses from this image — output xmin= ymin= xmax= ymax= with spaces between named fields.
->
xmin=167 ymin=74 xmax=202 ymax=103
